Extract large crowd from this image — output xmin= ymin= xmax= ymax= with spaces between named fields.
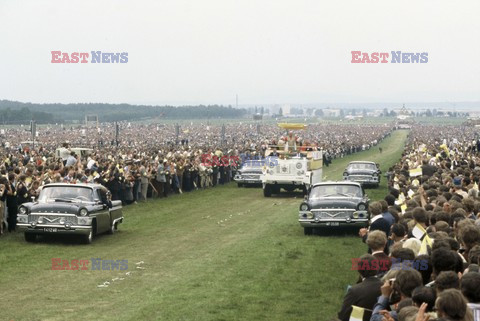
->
xmin=5 ymin=119 xmax=480 ymax=319
xmin=337 ymin=124 xmax=480 ymax=321
xmin=0 ymin=121 xmax=391 ymax=234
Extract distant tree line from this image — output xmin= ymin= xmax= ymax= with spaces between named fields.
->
xmin=0 ymin=107 xmax=54 ymax=123
xmin=0 ymin=100 xmax=247 ymax=123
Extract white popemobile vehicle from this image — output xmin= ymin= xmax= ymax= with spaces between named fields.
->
xmin=261 ymin=123 xmax=323 ymax=197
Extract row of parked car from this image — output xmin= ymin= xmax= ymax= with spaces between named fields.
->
xmin=234 ymin=159 xmax=381 ymax=235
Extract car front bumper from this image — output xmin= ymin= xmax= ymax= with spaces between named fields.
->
xmin=17 ymin=223 xmax=92 ymax=235
xmin=344 ymin=176 xmax=379 ymax=184
xmin=234 ymin=177 xmax=262 ymax=184
xmin=298 ymin=219 xmax=368 ymax=227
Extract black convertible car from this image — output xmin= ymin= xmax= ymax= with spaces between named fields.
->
xmin=17 ymin=183 xmax=123 ymax=244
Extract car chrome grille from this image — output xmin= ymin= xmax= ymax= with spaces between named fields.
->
xmin=349 ymin=175 xmax=372 ymax=180
xmin=242 ymin=174 xmax=260 ymax=180
xmin=29 ymin=214 xmax=77 ymax=224
xmin=312 ymin=210 xmax=352 ymax=219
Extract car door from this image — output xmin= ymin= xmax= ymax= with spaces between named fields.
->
xmin=91 ymin=188 xmax=111 ymax=233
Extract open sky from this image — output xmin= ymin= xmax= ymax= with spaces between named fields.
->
xmin=0 ymin=0 xmax=479 ymax=106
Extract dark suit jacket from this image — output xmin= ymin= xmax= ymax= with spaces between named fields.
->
xmin=338 ymin=276 xmax=382 ymax=321
xmin=422 ymin=164 xmax=437 ymax=177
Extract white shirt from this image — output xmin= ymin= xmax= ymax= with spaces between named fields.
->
xmin=87 ymin=159 xmax=96 ymax=169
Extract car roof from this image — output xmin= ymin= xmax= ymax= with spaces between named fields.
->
xmin=348 ymin=161 xmax=376 ymax=164
xmin=42 ymin=183 xmax=102 ymax=189
xmin=312 ymin=181 xmax=362 ymax=187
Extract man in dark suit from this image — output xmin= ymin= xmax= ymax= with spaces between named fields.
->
xmin=338 ymin=254 xmax=382 ymax=321
xmin=359 ymin=202 xmax=391 ymax=249
xmin=421 ymin=159 xmax=437 ymax=177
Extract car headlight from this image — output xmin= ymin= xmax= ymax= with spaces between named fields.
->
xmin=79 ymin=208 xmax=88 ymax=216
xmin=299 ymin=203 xmax=309 ymax=211
xmin=19 ymin=206 xmax=28 ymax=215
xmin=343 ymin=172 xmax=348 ymax=176
xmin=78 ymin=217 xmax=91 ymax=225
xmin=357 ymin=203 xmax=367 ymax=211
xmin=17 ymin=216 xmax=28 ymax=223
xmin=352 ymin=212 xmax=359 ymax=219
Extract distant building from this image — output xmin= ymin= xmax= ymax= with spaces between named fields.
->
xmin=323 ymin=108 xmax=341 ymax=117
xmin=282 ymin=104 xmax=291 ymax=115
xmin=396 ymin=104 xmax=412 ymax=120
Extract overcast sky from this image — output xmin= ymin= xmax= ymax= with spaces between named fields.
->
xmin=0 ymin=0 xmax=479 ymax=106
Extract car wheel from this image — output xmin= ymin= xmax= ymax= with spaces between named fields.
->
xmin=25 ymin=233 xmax=37 ymax=243
xmin=237 ymin=183 xmax=243 ymax=188
xmin=304 ymin=227 xmax=313 ymax=235
xmin=82 ymin=230 xmax=93 ymax=244
xmin=263 ymin=184 xmax=272 ymax=197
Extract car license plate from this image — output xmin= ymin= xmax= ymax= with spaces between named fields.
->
xmin=44 ymin=228 xmax=57 ymax=232
xmin=329 ymin=222 xmax=339 ymax=226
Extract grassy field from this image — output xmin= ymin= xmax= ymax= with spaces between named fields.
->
xmin=0 ymin=130 xmax=408 ymax=321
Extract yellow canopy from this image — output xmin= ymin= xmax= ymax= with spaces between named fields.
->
xmin=277 ymin=123 xmax=307 ymax=130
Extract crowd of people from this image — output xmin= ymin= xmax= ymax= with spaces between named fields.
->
xmin=6 ymin=118 xmax=480 ymax=319
xmin=337 ymin=124 xmax=480 ymax=321
xmin=0 ymin=121 xmax=391 ymax=234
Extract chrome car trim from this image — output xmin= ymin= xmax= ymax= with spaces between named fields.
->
xmin=17 ymin=223 xmax=92 ymax=229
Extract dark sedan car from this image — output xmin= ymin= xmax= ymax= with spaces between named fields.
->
xmin=343 ymin=161 xmax=381 ymax=187
xmin=298 ymin=182 xmax=369 ymax=235
xmin=234 ymin=160 xmax=265 ymax=187
xmin=17 ymin=183 xmax=123 ymax=244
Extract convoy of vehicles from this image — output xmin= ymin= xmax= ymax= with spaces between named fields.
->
xmin=14 ymin=123 xmax=377 ymax=244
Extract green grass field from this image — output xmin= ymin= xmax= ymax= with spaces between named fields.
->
xmin=0 ymin=130 xmax=408 ymax=321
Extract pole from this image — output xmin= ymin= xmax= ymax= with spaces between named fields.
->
xmin=30 ymin=120 xmax=36 ymax=150
xmin=115 ymin=122 xmax=119 ymax=146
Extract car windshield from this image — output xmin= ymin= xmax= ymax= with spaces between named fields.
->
xmin=348 ymin=163 xmax=377 ymax=170
xmin=310 ymin=185 xmax=362 ymax=199
xmin=38 ymin=186 xmax=94 ymax=203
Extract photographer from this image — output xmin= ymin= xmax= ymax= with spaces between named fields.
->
xmin=370 ymin=269 xmax=423 ymax=321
